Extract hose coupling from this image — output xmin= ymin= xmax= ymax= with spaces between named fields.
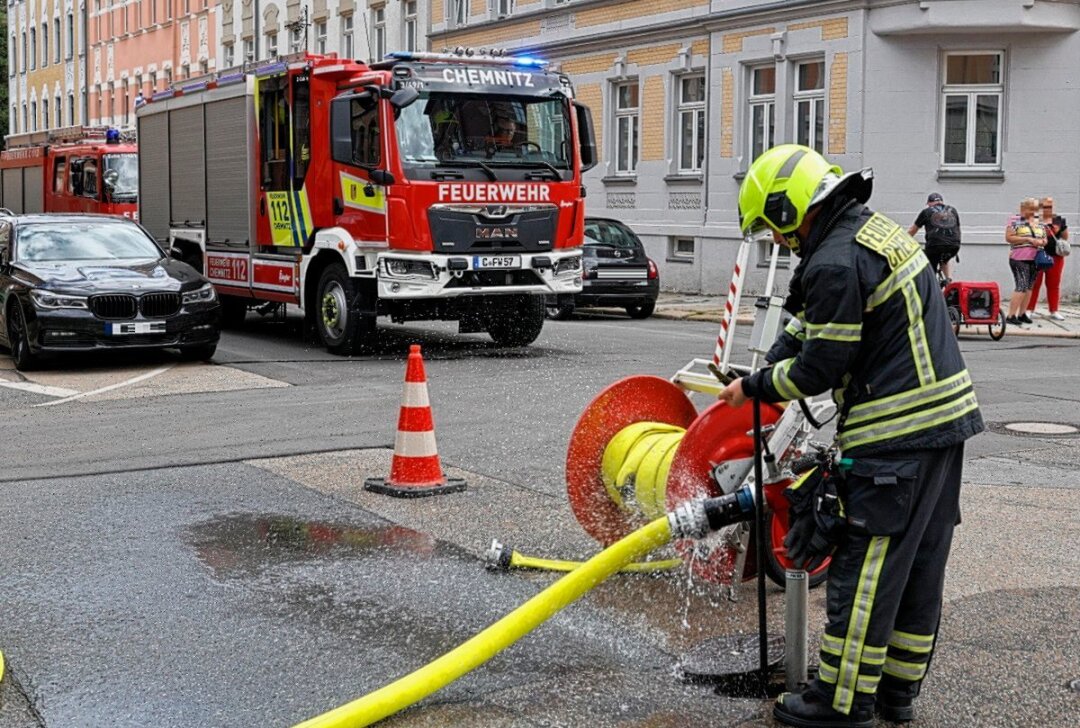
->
xmin=484 ymin=539 xmax=514 ymax=571
xmin=668 ymin=499 xmax=709 ymax=540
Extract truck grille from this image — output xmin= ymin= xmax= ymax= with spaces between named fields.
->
xmin=90 ymin=294 xmax=138 ymax=320
xmin=140 ymin=292 xmax=181 ymax=318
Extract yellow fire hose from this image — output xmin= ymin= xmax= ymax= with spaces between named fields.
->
xmin=485 ymin=541 xmax=682 ymax=574
xmin=293 ymin=516 xmax=676 ymax=728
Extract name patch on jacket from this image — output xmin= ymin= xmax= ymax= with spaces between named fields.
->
xmin=855 ymin=213 xmax=922 ymax=269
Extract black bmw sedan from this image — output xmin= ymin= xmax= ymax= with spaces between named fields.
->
xmin=0 ymin=214 xmax=221 ymax=370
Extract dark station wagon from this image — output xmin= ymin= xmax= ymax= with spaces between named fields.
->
xmin=547 ymin=217 xmax=659 ymax=320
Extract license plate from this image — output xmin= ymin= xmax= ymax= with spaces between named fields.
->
xmin=473 ymin=255 xmax=521 ymax=270
xmin=106 ymin=321 xmax=167 ymax=336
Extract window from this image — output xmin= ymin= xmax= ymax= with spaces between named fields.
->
xmin=123 ymin=86 xmax=130 ymax=125
xmin=164 ymin=67 xmax=172 ymax=85
xmin=68 ymin=93 xmax=75 ymax=125
xmin=224 ymin=43 xmax=235 ymax=67
xmin=290 ymin=26 xmax=304 ymax=53
xmin=151 ymin=0 xmax=157 ymax=25
xmin=758 ymin=234 xmax=791 ymax=267
xmin=41 ymin=23 xmax=48 ymax=67
xmin=267 ymin=33 xmax=278 ymax=58
xmin=67 ymin=13 xmax=74 ymax=58
xmin=9 ymin=35 xmax=15 ymax=76
xmin=404 ymin=2 xmax=417 ymax=51
xmin=11 ymin=105 xmax=17 ymax=133
xmin=53 ymin=157 xmax=67 ymax=193
xmin=30 ymin=28 xmax=36 ymax=70
xmin=372 ymin=7 xmax=385 ymax=60
xmin=31 ymin=101 xmax=37 ymax=131
xmin=55 ymin=96 xmax=62 ymax=128
xmin=342 ymin=15 xmax=354 ymax=58
xmin=497 ymin=0 xmax=515 ymax=16
xmin=54 ymin=18 xmax=61 ymax=63
xmin=22 ymin=103 xmax=28 ymax=132
xmin=614 ymin=81 xmax=639 ymax=175
xmin=315 ymin=22 xmax=327 ymax=54
xmin=748 ymin=65 xmax=775 ymax=162
xmin=942 ymin=51 xmax=1003 ymax=168
xmin=670 ymin=237 xmax=696 ymax=259
xmin=123 ymin=3 xmax=129 ymax=33
xmin=676 ymin=74 xmax=706 ymax=173
xmin=794 ymin=60 xmax=825 ymax=153
xmin=450 ymin=0 xmax=467 ymax=27
xmin=149 ymin=70 xmax=157 ymax=91
xmin=242 ymin=38 xmax=253 ymax=63
xmin=22 ymin=32 xmax=27 ymax=73
xmin=42 ymin=99 xmax=49 ymax=129
xmin=183 ymin=0 xmax=190 ymax=14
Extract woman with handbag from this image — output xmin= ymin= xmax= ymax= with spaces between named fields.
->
xmin=1027 ymin=196 xmax=1070 ymax=321
xmin=1005 ymin=198 xmax=1048 ymax=326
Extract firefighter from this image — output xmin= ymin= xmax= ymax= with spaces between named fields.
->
xmin=718 ymin=145 xmax=984 ymax=727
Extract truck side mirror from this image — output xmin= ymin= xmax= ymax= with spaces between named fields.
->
xmin=370 ymin=169 xmax=396 ymax=186
xmin=574 ymin=101 xmax=598 ymax=173
xmin=389 ymin=87 xmax=419 ymax=110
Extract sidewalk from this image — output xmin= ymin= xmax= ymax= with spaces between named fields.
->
xmin=653 ymin=292 xmax=1080 ymax=339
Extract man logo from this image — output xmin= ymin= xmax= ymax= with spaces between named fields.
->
xmin=475 ymin=226 xmax=518 ymax=239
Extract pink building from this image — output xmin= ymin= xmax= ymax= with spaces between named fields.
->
xmin=86 ymin=0 xmax=217 ymax=128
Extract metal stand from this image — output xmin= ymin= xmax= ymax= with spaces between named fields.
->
xmin=785 ymin=569 xmax=809 ymax=690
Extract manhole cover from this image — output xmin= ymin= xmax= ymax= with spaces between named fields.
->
xmin=989 ymin=421 xmax=1080 ymax=438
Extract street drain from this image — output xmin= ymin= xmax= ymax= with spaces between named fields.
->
xmin=988 ymin=421 xmax=1080 ymax=439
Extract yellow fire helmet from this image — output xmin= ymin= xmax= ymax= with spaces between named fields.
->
xmin=738 ymin=144 xmax=872 ymax=253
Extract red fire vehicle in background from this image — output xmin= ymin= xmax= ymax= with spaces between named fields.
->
xmin=0 ymin=126 xmax=139 ymax=219
xmin=136 ymin=50 xmax=596 ymax=354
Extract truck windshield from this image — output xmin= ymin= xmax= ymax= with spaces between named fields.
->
xmin=103 ymin=153 xmax=139 ymax=202
xmin=395 ymin=92 xmax=571 ymax=176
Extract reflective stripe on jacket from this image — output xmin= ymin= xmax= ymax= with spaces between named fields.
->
xmin=746 ymin=201 xmax=984 ymax=456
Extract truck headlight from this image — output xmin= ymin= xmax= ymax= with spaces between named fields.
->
xmin=553 ymin=255 xmax=582 ymax=275
xmin=30 ymin=291 xmax=89 ymax=309
xmin=383 ymin=258 xmax=436 ymax=279
xmin=182 ymin=283 xmax=218 ymax=305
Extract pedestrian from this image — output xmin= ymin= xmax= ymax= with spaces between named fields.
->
xmin=907 ymin=192 xmax=961 ymax=281
xmin=722 ymin=144 xmax=984 ymax=728
xmin=1027 ymin=196 xmax=1068 ymax=321
xmin=1005 ymin=197 xmax=1046 ymax=326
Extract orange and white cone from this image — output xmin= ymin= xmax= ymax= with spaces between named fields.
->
xmin=364 ymin=344 xmax=467 ymax=498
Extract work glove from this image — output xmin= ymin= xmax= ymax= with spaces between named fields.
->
xmin=782 ymin=467 xmax=844 ymax=572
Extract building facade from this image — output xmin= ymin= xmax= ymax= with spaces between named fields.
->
xmin=8 ymin=0 xmax=85 ymax=133
xmin=85 ymin=0 xmax=218 ymax=128
xmin=215 ymin=0 xmax=429 ymax=69
xmin=431 ymin=0 xmax=1080 ymax=299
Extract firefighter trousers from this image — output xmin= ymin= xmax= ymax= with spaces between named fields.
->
xmin=810 ymin=442 xmax=965 ymax=715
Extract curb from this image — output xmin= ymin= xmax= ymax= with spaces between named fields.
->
xmin=653 ymin=309 xmax=1080 ymax=339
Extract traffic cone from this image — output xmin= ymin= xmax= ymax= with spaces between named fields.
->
xmin=364 ymin=344 xmax=467 ymax=498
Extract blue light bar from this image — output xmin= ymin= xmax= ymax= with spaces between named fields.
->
xmin=254 ymin=61 xmax=288 ymax=78
xmin=182 ymin=81 xmax=209 ymax=93
xmin=151 ymin=89 xmax=175 ymax=101
xmin=216 ymin=72 xmax=246 ymax=86
xmin=512 ymin=56 xmax=546 ymax=67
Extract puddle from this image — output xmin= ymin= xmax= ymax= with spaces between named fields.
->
xmin=187 ymin=514 xmax=438 ymax=580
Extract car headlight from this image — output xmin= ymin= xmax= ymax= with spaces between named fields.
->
xmin=182 ymin=283 xmax=218 ymax=305
xmin=30 ymin=290 xmax=89 ymax=309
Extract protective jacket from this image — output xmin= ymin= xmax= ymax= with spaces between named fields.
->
xmin=742 ymin=196 xmax=984 ymax=456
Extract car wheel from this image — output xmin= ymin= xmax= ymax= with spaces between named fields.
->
xmin=219 ymin=295 xmax=248 ymax=328
xmin=488 ymin=295 xmax=545 ymax=347
xmin=7 ymin=303 xmax=39 ymax=371
xmin=625 ymin=300 xmax=656 ymax=320
xmin=546 ymin=298 xmax=575 ymax=321
xmin=178 ymin=343 xmax=217 ymax=362
xmin=317 ymin=263 xmax=375 ymax=355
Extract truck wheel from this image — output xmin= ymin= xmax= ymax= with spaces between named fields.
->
xmin=317 ymin=264 xmax=375 ymax=355
xmin=545 ymin=297 xmax=575 ymax=321
xmin=7 ymin=302 xmax=39 ymax=371
xmin=625 ymin=300 xmax=656 ymax=320
xmin=487 ymin=295 xmax=545 ymax=347
xmin=220 ymin=296 xmax=248 ymax=328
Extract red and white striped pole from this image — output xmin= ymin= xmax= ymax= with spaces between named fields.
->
xmin=713 ymin=238 xmax=752 ymax=373
xmin=365 ymin=344 xmax=467 ymax=498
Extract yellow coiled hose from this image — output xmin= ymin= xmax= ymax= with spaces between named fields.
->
xmin=293 ymin=516 xmax=675 ymax=728
xmin=601 ymin=422 xmax=687 ymax=520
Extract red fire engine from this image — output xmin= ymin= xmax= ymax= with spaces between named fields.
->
xmin=0 ymin=126 xmax=139 ymax=219
xmin=137 ymin=50 xmax=597 ymax=354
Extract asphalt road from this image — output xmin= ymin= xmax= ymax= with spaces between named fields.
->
xmin=1 ymin=311 xmax=1078 ymax=727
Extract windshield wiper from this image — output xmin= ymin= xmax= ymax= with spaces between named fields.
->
xmin=437 ymin=160 xmax=498 ymax=181
xmin=486 ymin=160 xmax=564 ymax=180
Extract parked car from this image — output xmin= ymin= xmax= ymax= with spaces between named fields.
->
xmin=0 ymin=213 xmax=221 ymax=370
xmin=547 ymin=217 xmax=659 ymax=320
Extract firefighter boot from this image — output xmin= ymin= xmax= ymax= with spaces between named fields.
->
xmin=773 ymin=689 xmax=874 ymax=728
xmin=876 ymin=675 xmax=918 ymax=723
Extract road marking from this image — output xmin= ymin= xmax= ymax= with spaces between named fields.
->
xmin=33 ymin=365 xmax=175 ymax=407
xmin=0 ymin=380 xmax=81 ymax=397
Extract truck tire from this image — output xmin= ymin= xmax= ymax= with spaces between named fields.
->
xmin=487 ymin=295 xmax=545 ymax=347
xmin=317 ymin=263 xmax=375 ymax=355
xmin=220 ymin=296 xmax=248 ymax=328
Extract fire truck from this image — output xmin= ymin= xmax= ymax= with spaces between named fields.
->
xmin=136 ymin=50 xmax=597 ymax=354
xmin=0 ymin=126 xmax=139 ymax=219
